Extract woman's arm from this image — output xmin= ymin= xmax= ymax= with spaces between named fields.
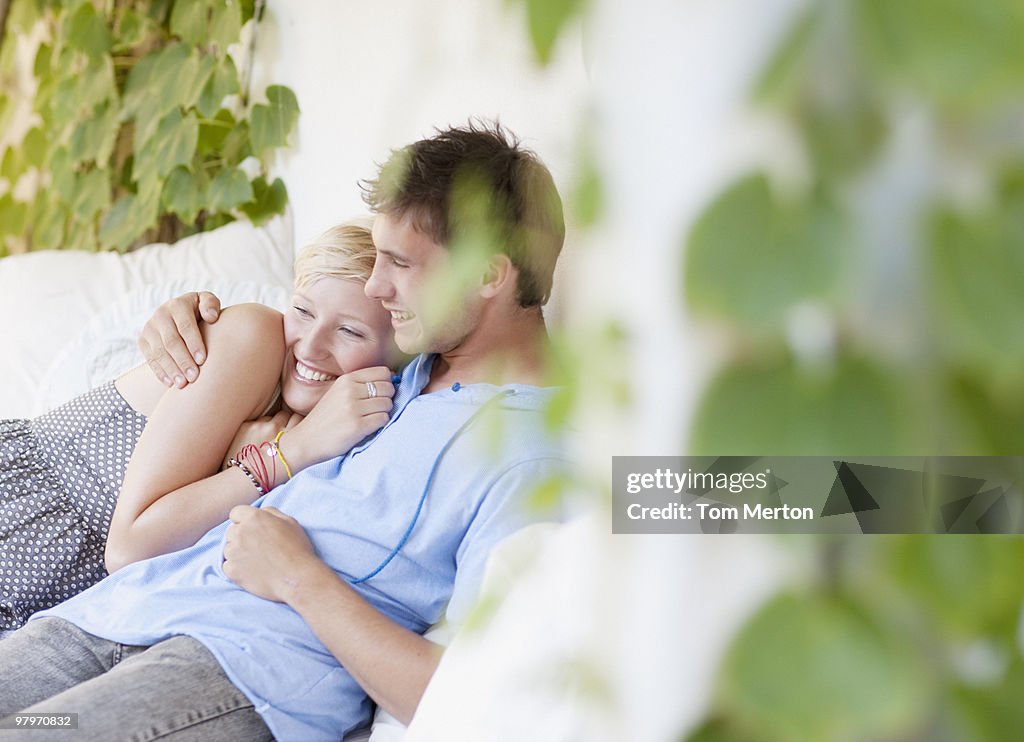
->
xmin=105 ymin=303 xmax=285 ymax=572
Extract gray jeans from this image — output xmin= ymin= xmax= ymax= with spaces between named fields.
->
xmin=0 ymin=617 xmax=273 ymax=741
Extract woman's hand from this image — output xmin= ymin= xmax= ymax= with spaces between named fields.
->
xmin=280 ymin=366 xmax=396 ymax=470
xmin=222 ymin=410 xmax=303 ymax=477
xmin=138 ymin=291 xmax=223 ymax=388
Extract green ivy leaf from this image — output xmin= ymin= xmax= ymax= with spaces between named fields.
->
xmin=124 ymin=43 xmax=200 ymax=123
xmin=207 ymin=167 xmax=254 ymax=212
xmin=720 ymin=593 xmax=933 ymax=741
xmin=33 ymin=43 xmax=52 ymax=79
xmin=114 ymin=9 xmax=156 ymax=52
xmin=22 ymin=128 xmax=48 ymax=169
xmin=31 ymin=196 xmax=67 ymax=250
xmin=162 ymin=166 xmax=208 ymax=223
xmin=49 ymin=147 xmax=76 ymax=204
xmin=133 ymin=109 xmax=199 ymax=182
xmin=0 ymin=195 xmax=29 ymax=238
xmin=196 ymin=57 xmax=240 ymax=118
xmin=684 ymin=173 xmax=849 ymax=332
xmin=209 ymin=0 xmax=243 ymax=51
xmin=170 ymin=0 xmax=208 ymax=44
xmin=220 ymin=118 xmax=251 ymax=165
xmin=66 ymin=3 xmax=113 ymax=60
xmin=249 ymin=85 xmax=300 ymax=156
xmin=69 ymin=168 xmax=112 ymax=223
xmin=99 ymin=189 xmax=160 ymax=252
xmin=69 ymin=103 xmax=120 ymax=166
xmin=752 ymin=5 xmax=820 ymax=105
xmin=689 ymin=354 xmax=920 ymax=456
xmin=0 ymin=147 xmax=22 ymax=184
xmin=241 ymin=176 xmax=287 ymax=225
xmin=197 ymin=109 xmax=236 ymax=156
xmin=62 ymin=220 xmax=98 ymax=251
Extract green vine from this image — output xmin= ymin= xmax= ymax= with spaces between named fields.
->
xmin=0 ymin=0 xmax=298 ymax=255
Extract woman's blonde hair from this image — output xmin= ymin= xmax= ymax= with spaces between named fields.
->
xmin=293 ymin=216 xmax=376 ymax=291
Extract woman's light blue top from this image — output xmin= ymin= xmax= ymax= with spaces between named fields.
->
xmin=36 ymin=354 xmax=565 ymax=741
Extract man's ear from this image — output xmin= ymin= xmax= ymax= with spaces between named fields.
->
xmin=480 ymin=253 xmax=515 ymax=298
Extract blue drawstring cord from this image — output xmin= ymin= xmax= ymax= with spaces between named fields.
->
xmin=348 ymin=388 xmax=515 ymax=585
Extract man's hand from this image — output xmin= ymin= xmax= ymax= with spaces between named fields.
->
xmin=222 ymin=505 xmax=324 ymax=603
xmin=139 ymin=291 xmax=222 ymax=387
xmin=282 ymin=367 xmax=396 ymax=469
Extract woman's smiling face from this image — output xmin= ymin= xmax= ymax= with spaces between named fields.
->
xmin=280 ymin=276 xmax=397 ymax=415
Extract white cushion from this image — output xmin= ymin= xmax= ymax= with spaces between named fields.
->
xmin=34 ymin=279 xmax=291 ymax=416
xmin=0 ymin=211 xmax=293 ymax=418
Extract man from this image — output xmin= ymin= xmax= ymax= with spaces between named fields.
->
xmin=0 ymin=122 xmax=567 ymax=741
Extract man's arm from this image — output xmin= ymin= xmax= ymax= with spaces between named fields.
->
xmin=138 ymin=291 xmax=223 ymax=387
xmin=221 ymin=506 xmax=444 ymax=724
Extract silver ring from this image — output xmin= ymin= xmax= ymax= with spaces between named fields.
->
xmin=366 ymin=381 xmax=378 ymax=399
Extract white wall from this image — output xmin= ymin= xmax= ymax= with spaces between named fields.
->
xmin=249 ymin=0 xmax=589 ymax=250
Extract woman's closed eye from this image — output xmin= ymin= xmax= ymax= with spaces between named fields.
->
xmin=339 ymin=326 xmax=365 ymax=339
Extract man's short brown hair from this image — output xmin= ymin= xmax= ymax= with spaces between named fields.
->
xmin=361 ymin=121 xmax=565 ymax=307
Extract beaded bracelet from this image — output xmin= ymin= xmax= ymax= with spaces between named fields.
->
xmin=238 ymin=443 xmax=275 ymax=492
xmin=227 ymin=457 xmax=267 ymax=496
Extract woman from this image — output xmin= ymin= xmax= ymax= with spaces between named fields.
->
xmin=0 ymin=219 xmax=400 ymax=631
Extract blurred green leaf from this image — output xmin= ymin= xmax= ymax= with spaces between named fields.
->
xmin=133 ymin=109 xmax=199 ymax=182
xmin=22 ymin=128 xmax=48 ymax=169
xmin=198 ymin=108 xmax=236 ymax=155
xmin=114 ymin=9 xmax=155 ymax=52
xmin=31 ymin=196 xmax=67 ymax=250
xmin=69 ymin=168 xmax=111 ymax=223
xmin=66 ymin=2 xmax=113 ymax=60
xmin=854 ymin=0 xmax=1024 ymax=109
xmin=879 ymin=536 xmax=1024 ymax=645
xmin=49 ymin=147 xmax=76 ymax=204
xmin=69 ymin=103 xmax=120 ymax=166
xmin=207 ymin=166 xmax=253 ymax=212
xmin=953 ymin=657 xmax=1024 ymax=742
xmin=690 ymin=354 xmax=919 ymax=456
xmin=943 ymin=373 xmax=1024 ymax=455
xmin=124 ymin=43 xmax=201 ymax=122
xmin=753 ymin=5 xmax=820 ymax=104
xmin=170 ymin=0 xmax=208 ymax=44
xmin=240 ymin=176 xmax=287 ymax=225
xmin=162 ymin=166 xmax=207 ymax=223
xmin=250 ymin=86 xmax=300 ymax=156
xmin=720 ymin=592 xmax=933 ymax=741
xmin=518 ymin=0 xmax=586 ymax=65
xmin=684 ymin=173 xmax=849 ymax=331
xmin=926 ymin=175 xmax=1024 ymax=382
xmin=0 ymin=195 xmax=29 ymax=238
xmin=1 ymin=147 xmax=23 ymax=184
xmin=797 ymin=93 xmax=887 ymax=181
xmin=98 ymin=188 xmax=159 ymax=251
xmin=209 ymin=0 xmax=243 ymax=50
xmin=197 ymin=57 xmax=240 ymax=118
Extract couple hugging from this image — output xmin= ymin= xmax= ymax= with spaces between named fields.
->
xmin=0 ymin=121 xmax=568 ymax=740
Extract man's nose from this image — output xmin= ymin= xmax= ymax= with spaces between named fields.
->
xmin=364 ymin=265 xmax=390 ymax=299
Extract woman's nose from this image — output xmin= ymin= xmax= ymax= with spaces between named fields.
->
xmin=294 ymin=324 xmax=332 ymax=359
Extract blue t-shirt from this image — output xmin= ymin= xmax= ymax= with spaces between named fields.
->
xmin=36 ymin=354 xmax=565 ymax=741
